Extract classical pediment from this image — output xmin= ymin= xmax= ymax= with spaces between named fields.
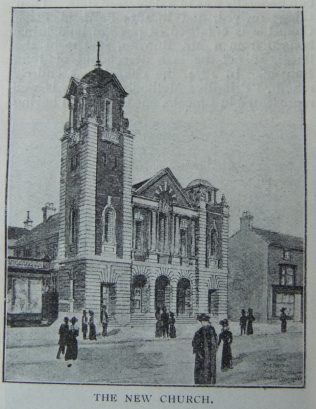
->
xmin=133 ymin=168 xmax=192 ymax=209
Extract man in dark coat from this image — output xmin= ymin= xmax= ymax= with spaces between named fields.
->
xmin=192 ymin=313 xmax=218 ymax=385
xmin=161 ymin=306 xmax=169 ymax=338
xmin=56 ymin=317 xmax=69 ymax=359
xmin=280 ymin=307 xmax=288 ymax=333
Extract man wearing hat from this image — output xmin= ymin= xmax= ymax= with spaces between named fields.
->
xmin=56 ymin=316 xmax=69 ymax=359
xmin=280 ymin=307 xmax=288 ymax=333
xmin=192 ymin=313 xmax=218 ymax=385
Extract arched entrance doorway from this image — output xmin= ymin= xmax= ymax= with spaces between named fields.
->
xmin=177 ymin=278 xmax=192 ymax=315
xmin=131 ymin=274 xmax=148 ymax=313
xmin=155 ymin=275 xmax=171 ymax=310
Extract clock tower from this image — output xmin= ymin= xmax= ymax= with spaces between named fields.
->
xmin=57 ymin=44 xmax=133 ymax=323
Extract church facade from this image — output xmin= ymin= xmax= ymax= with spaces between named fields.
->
xmin=10 ymin=58 xmax=229 ymax=326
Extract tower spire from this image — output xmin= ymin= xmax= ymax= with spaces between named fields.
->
xmin=96 ymin=41 xmax=102 ymax=68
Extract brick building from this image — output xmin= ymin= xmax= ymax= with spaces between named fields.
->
xmin=228 ymin=212 xmax=304 ymax=322
xmin=9 ymin=57 xmax=229 ymax=326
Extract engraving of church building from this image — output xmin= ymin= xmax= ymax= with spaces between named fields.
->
xmin=9 ymin=53 xmax=229 ymax=326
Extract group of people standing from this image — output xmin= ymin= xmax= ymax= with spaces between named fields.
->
xmin=57 ymin=306 xmax=110 ymax=366
xmin=192 ymin=314 xmax=233 ymax=385
xmin=239 ymin=308 xmax=256 ymax=335
xmin=56 ymin=316 xmax=79 ymax=367
xmin=193 ymin=306 xmax=290 ymax=385
xmin=155 ymin=306 xmax=176 ymax=339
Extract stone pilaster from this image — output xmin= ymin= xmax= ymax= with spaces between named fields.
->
xmin=170 ymin=278 xmax=177 ymax=314
xmin=197 ymin=200 xmax=207 ymax=269
xmin=191 ymin=220 xmax=196 ymax=256
xmin=57 ymin=134 xmax=68 ymax=260
xmin=164 ymin=214 xmax=169 ymax=253
xmin=218 ymin=203 xmax=229 ymax=318
xmin=174 ymin=215 xmax=180 ymax=255
xmin=151 ymin=210 xmax=157 ymax=251
xmin=122 ymin=133 xmax=134 ymax=259
xmin=78 ymin=119 xmax=98 ymax=257
xmin=197 ymin=199 xmax=207 ymax=312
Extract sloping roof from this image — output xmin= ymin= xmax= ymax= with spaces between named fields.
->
xmin=15 ymin=213 xmax=60 ymax=246
xmin=132 ymin=178 xmax=150 ymax=190
xmin=7 ymin=226 xmax=30 ymax=240
xmin=253 ymin=227 xmax=303 ymax=251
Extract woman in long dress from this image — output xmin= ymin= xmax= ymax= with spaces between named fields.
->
xmin=169 ymin=312 xmax=176 ymax=338
xmin=65 ymin=316 xmax=79 ymax=367
xmin=88 ymin=310 xmax=97 ymax=340
xmin=218 ymin=319 xmax=233 ymax=370
xmin=246 ymin=308 xmax=255 ymax=335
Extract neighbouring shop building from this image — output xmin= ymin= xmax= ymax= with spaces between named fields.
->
xmin=8 ymin=53 xmax=229 ymax=326
xmin=228 ymin=212 xmax=304 ymax=322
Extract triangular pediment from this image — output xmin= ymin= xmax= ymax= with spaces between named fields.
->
xmin=133 ymin=168 xmax=192 ymax=208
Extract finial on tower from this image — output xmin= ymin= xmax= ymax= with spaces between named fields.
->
xmin=96 ymin=41 xmax=102 ymax=68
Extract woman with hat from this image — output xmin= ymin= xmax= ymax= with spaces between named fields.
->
xmin=246 ymin=308 xmax=256 ymax=335
xmin=88 ymin=310 xmax=97 ymax=340
xmin=169 ymin=312 xmax=176 ymax=339
xmin=218 ymin=319 xmax=233 ymax=370
xmin=280 ymin=307 xmax=288 ymax=333
xmin=65 ymin=316 xmax=79 ymax=367
xmin=192 ymin=313 xmax=218 ymax=385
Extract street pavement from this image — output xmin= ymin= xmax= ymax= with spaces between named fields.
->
xmin=4 ymin=321 xmax=304 ymax=386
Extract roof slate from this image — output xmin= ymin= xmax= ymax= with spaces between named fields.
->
xmin=253 ymin=227 xmax=303 ymax=251
xmin=7 ymin=227 xmax=30 ymax=240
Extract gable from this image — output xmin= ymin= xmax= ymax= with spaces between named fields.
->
xmin=133 ymin=168 xmax=192 ymax=208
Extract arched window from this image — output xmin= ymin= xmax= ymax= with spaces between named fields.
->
xmin=103 ymin=207 xmax=116 ymax=244
xmin=104 ymin=99 xmax=113 ymax=130
xmin=210 ymin=228 xmax=218 ymax=257
xmin=69 ymin=207 xmax=77 ymax=244
xmin=101 ymin=197 xmax=116 ymax=256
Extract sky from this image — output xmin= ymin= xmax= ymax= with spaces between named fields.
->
xmin=7 ymin=7 xmax=305 ymax=237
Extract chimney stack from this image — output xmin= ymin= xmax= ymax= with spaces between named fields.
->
xmin=240 ymin=211 xmax=254 ymax=231
xmin=42 ymin=202 xmax=56 ymax=223
xmin=23 ymin=211 xmax=33 ymax=230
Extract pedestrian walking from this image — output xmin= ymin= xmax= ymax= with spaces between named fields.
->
xmin=65 ymin=316 xmax=79 ymax=367
xmin=161 ymin=306 xmax=169 ymax=338
xmin=56 ymin=316 xmax=69 ymax=359
xmin=88 ymin=310 xmax=97 ymax=340
xmin=239 ymin=309 xmax=247 ymax=335
xmin=218 ymin=319 xmax=233 ymax=370
xmin=101 ymin=305 xmax=109 ymax=337
xmin=192 ymin=313 xmax=217 ymax=385
xmin=246 ymin=308 xmax=255 ymax=335
xmin=280 ymin=307 xmax=288 ymax=333
xmin=155 ymin=307 xmax=163 ymax=338
xmin=81 ymin=310 xmax=88 ymax=340
xmin=169 ymin=312 xmax=176 ymax=339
